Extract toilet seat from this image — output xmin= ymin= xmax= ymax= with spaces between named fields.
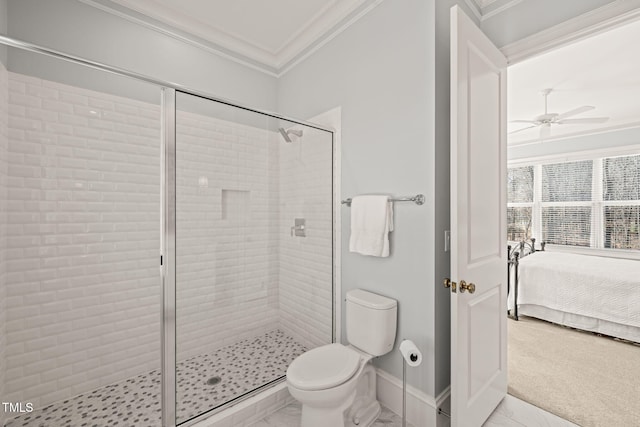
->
xmin=287 ymin=343 xmax=362 ymax=391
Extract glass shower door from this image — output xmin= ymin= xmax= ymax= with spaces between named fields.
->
xmin=2 ymin=48 xmax=163 ymax=427
xmin=173 ymin=91 xmax=334 ymax=424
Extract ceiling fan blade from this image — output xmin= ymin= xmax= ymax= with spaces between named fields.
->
xmin=555 ymin=106 xmax=595 ymax=120
xmin=556 ymin=117 xmax=609 ymax=124
xmin=509 ymin=125 xmax=537 ymax=135
xmin=510 ymin=120 xmax=538 ymax=124
xmin=540 ymin=123 xmax=551 ymax=140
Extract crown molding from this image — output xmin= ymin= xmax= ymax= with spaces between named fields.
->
xmin=463 ymin=0 xmax=483 ymax=21
xmin=480 ymin=0 xmax=523 ymax=21
xmin=501 ymin=0 xmax=640 ymax=65
xmin=77 ymin=0 xmax=279 ymax=76
xmin=475 ymin=0 xmax=501 ymax=7
xmin=107 ymin=0 xmax=276 ymax=64
xmin=80 ymin=0 xmax=378 ymax=75
xmin=278 ymin=0 xmax=385 ymax=76
xmin=274 ymin=0 xmax=373 ymax=69
xmin=466 ymin=0 xmax=522 ymax=21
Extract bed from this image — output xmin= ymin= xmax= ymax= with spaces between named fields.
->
xmin=507 ymin=239 xmax=640 ymax=343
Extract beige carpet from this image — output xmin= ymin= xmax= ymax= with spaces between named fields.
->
xmin=508 ymin=316 xmax=640 ymax=427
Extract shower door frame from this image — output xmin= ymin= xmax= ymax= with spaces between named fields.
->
xmin=161 ymin=88 xmax=177 ymax=426
xmin=167 ymin=90 xmax=338 ymax=426
xmin=0 ymin=35 xmax=338 ymax=427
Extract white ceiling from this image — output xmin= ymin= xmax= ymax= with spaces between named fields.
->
xmin=88 ymin=0 xmax=640 ymax=141
xmin=105 ymin=0 xmax=376 ymax=71
xmin=508 ymin=18 xmax=640 ymax=145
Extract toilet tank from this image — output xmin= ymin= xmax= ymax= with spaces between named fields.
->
xmin=346 ymin=289 xmax=397 ymax=356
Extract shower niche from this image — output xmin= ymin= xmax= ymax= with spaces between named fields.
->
xmin=221 ymin=189 xmax=250 ymax=220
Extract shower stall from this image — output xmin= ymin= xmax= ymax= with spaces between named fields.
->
xmin=0 ymin=37 xmax=335 ymax=427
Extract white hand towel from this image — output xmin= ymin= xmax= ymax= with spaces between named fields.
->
xmin=349 ymin=195 xmax=394 ymax=257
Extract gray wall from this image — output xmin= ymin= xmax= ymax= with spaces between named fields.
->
xmin=481 ymin=0 xmax=616 ymax=48
xmin=0 ymin=0 xmax=7 ymax=65
xmin=6 ymin=0 xmax=277 ymax=110
xmin=278 ymin=0 xmax=437 ymax=395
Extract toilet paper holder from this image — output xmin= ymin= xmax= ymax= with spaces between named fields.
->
xmin=398 ymin=339 xmax=422 ymax=427
xmin=399 ymin=339 xmax=422 ymax=367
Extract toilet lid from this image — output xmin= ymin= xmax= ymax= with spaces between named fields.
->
xmin=287 ymin=344 xmax=361 ymax=391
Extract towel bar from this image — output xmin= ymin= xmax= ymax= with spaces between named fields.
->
xmin=341 ymin=194 xmax=425 ymax=206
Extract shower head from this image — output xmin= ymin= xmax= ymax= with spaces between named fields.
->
xmin=278 ymin=127 xmax=303 ymax=143
xmin=278 ymin=127 xmax=292 ymax=143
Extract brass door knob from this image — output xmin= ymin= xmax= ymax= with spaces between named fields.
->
xmin=459 ymin=280 xmax=476 ymax=294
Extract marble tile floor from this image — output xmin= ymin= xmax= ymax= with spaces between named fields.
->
xmin=250 ymin=394 xmax=579 ymax=427
xmin=4 ymin=330 xmax=306 ymax=427
xmin=248 ymin=402 xmax=414 ymax=427
xmin=484 ymin=395 xmax=580 ymax=427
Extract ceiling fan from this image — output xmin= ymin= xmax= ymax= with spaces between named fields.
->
xmin=510 ymin=88 xmax=609 ymax=139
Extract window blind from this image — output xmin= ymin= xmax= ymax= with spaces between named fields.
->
xmin=542 ymin=160 xmax=593 ymax=202
xmin=507 ymin=154 xmax=640 ymax=251
xmin=603 ymin=155 xmax=640 ymax=201
xmin=508 ymin=166 xmax=534 ymax=203
xmin=603 ymin=154 xmax=640 ymax=249
xmin=541 ymin=160 xmax=593 ymax=246
xmin=542 ymin=206 xmax=592 ymax=246
xmin=508 ymin=206 xmax=532 ymax=241
xmin=507 ymin=166 xmax=534 ymax=241
xmin=605 ymin=206 xmax=640 ymax=249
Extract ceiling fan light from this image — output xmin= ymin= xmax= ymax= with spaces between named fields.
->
xmin=539 ymin=123 xmax=551 ymax=140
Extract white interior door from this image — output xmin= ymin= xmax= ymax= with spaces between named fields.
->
xmin=450 ymin=5 xmax=508 ymax=427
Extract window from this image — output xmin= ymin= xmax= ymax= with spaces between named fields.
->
xmin=507 ymin=166 xmax=533 ymax=241
xmin=541 ymin=160 xmax=593 ymax=246
xmin=542 ymin=206 xmax=592 ymax=247
xmin=603 ymin=155 xmax=640 ymax=249
xmin=507 ymin=154 xmax=640 ymax=251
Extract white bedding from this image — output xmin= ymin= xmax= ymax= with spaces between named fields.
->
xmin=514 ymin=252 xmax=640 ymax=338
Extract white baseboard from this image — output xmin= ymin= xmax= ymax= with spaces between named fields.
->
xmin=376 ymin=369 xmax=451 ymax=427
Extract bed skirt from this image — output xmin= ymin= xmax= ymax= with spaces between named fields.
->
xmin=518 ymin=304 xmax=640 ymax=343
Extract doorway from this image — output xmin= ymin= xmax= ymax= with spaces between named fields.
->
xmin=505 ymin=14 xmax=640 ymax=427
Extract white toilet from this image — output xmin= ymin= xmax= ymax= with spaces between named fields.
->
xmin=286 ymin=289 xmax=397 ymax=427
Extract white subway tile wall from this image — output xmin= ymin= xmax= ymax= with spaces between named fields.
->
xmin=175 ymin=103 xmax=280 ymax=361
xmin=4 ymin=72 xmax=162 ymax=409
xmin=0 ymin=61 xmax=9 ymax=426
xmin=278 ymin=129 xmax=333 ymax=349
xmin=2 ymin=72 xmax=333 ymax=416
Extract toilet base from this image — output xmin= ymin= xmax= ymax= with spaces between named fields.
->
xmin=346 ymin=398 xmax=381 ymax=427
xmin=299 ymin=394 xmax=381 ymax=427
xmin=293 ymin=363 xmax=381 ymax=427
xmin=300 ymin=393 xmax=355 ymax=427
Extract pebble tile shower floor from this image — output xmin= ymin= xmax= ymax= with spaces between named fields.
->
xmin=4 ymin=330 xmax=306 ymax=427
